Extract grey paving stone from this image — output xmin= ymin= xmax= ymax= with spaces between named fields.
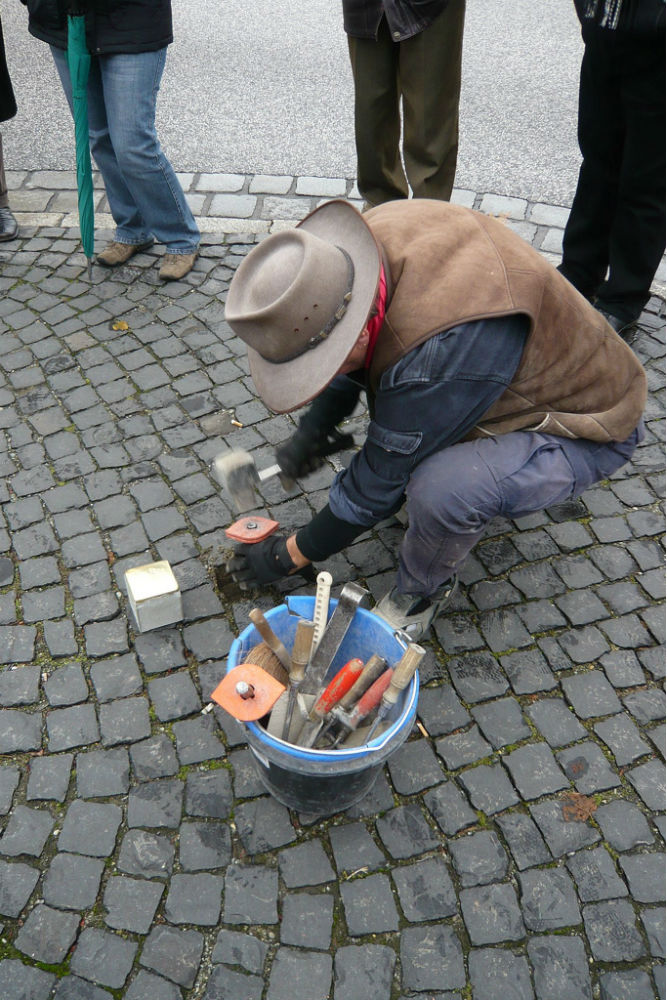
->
xmin=436 ymin=724 xmax=492 ymax=770
xmin=638 ymin=646 xmax=666 ymax=681
xmin=164 ymin=872 xmax=223 ymax=926
xmin=433 ymin=612 xmax=484 ymax=653
xmin=103 ymin=874 xmax=164 ymax=933
xmin=561 ymin=670 xmax=622 ymax=718
xmin=623 ymin=688 xmax=665 ymax=724
xmin=500 ymin=647 xmax=558 ymax=694
xmin=234 ymin=796 xmax=296 ymax=854
xmin=266 ymin=948 xmax=333 ymax=1000
xmin=0 ymin=804 xmax=55 ymax=857
xmin=76 ymin=747 xmax=130 ymax=798
xmin=595 ymin=799 xmax=655 ymax=851
xmin=530 ymin=798 xmax=601 ymax=857
xmin=460 ymin=882 xmax=524 ymax=944
xmin=386 ymin=738 xmax=443 ymax=793
xmin=212 ymin=929 xmax=268 ymax=973
xmin=43 ymin=852 xmax=105 ymax=910
xmin=0 ymin=708 xmax=43 ymax=752
xmin=641 ymin=906 xmax=666 ymax=959
xmin=416 ymin=684 xmax=471 ymax=736
xmin=229 ymin=746 xmax=267 ymax=798
xmin=599 ymin=649 xmax=646 ymax=688
xmin=184 ymin=769 xmax=232 ymax=819
xmin=51 ymin=974 xmax=113 ymax=1000
xmin=375 ymin=803 xmax=440 ymax=859
xmin=26 ymin=753 xmax=73 ymax=802
xmin=178 ymin=820 xmax=231 ymax=870
xmin=333 ymin=944 xmax=395 ymax=1000
xmin=528 ymin=935 xmax=592 ymax=1000
xmin=148 ymin=671 xmax=202 ymax=721
xmin=503 ymin=742 xmax=569 ymax=799
xmin=172 ymin=715 xmax=225 ymax=764
xmin=392 ymin=856 xmax=457 ymax=920
xmin=449 ymin=830 xmax=509 ymax=887
xmin=496 ymin=810 xmax=552 ymax=869
xmin=618 ymin=852 xmax=666 ymax=902
xmin=140 ymin=925 xmax=204 ymax=988
xmin=44 ymin=662 xmax=88 ymax=706
xmin=279 ymin=841 xmax=336 ymax=888
xmin=0 ymin=859 xmax=40 ymax=917
xmin=447 ymin=651 xmax=510 ymax=702
xmin=0 ymin=665 xmax=40 ymax=705
xmin=566 ymin=846 xmax=628 ymax=902
xmin=130 ymin=733 xmax=179 ymax=780
xmin=457 ymin=763 xmax=519 ymax=815
xmin=519 ymin=865 xmax=581 ymax=930
xmin=202 ymin=965 xmax=263 ymax=1000
xmin=127 ymin=777 xmax=184 ymax=829
xmin=0 ymin=959 xmax=55 ymax=1000
xmin=599 ymin=968 xmax=657 ymax=1000
xmin=558 ymin=625 xmax=611 ymax=665
xmin=471 ymin=697 xmax=531 ymax=748
xmin=341 ymin=873 xmax=399 ymax=935
xmin=125 ymin=971 xmax=182 ymax=1000
xmin=627 ymin=758 xmax=666 ymax=810
xmin=58 ymin=799 xmax=122 ymax=857
xmin=69 ymin=927 xmax=138 ymax=989
xmin=117 ymin=829 xmax=175 ymax=878
xmin=281 ymin=892 xmax=334 ymax=949
xmin=47 ymin=703 xmax=100 ymax=751
xmin=84 ymin=619 xmax=129 ymax=657
xmin=583 ymin=898 xmax=646 ymax=961
xmin=399 ymin=924 xmax=465 ymax=993
xmin=99 ymin=695 xmax=151 ymax=745
xmin=0 ymin=766 xmax=20 ymax=814
xmin=526 ymin=696 xmax=588 ymax=748
xmin=223 ymin=864 xmax=278 ymax=925
xmin=556 ymin=741 xmax=621 ymax=793
xmin=468 ymin=948 xmax=534 ymax=1000
xmin=556 ymin=589 xmax=609 ymax=625
xmin=329 ymin=822 xmax=386 ymax=874
xmin=15 ymin=903 xmax=80 ymax=964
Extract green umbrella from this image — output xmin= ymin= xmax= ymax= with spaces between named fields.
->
xmin=66 ymin=6 xmax=94 ymax=277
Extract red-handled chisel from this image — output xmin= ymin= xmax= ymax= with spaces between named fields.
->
xmin=301 ymin=658 xmax=364 ymax=747
xmin=364 ymin=642 xmax=425 ymax=743
xmin=329 ymin=667 xmax=394 ymax=748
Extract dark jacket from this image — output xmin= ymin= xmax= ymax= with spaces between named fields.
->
xmin=0 ymin=15 xmax=17 ymax=123
xmin=342 ymin=0 xmax=450 ymax=41
xmin=574 ymin=0 xmax=665 ymax=36
xmin=23 ymin=0 xmax=173 ymax=55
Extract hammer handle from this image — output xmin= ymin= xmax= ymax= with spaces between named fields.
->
xmin=248 ymin=609 xmax=292 ymax=672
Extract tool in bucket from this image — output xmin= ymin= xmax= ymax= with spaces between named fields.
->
xmin=311 ymin=570 xmax=333 ymax=654
xmin=210 ymin=663 xmax=286 ymax=721
xmin=365 ymin=641 xmax=426 ymax=742
xmin=299 ymin=581 xmax=369 ymax=696
xmin=300 ymin=657 xmax=365 ymax=748
xmin=248 ymin=608 xmax=293 ymax=674
xmin=311 ymin=652 xmax=386 ymax=747
xmin=329 ymin=667 xmax=394 ymax=748
xmin=282 ymin=618 xmax=316 ymax=741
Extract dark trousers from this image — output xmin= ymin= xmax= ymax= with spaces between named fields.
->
xmin=0 ymin=133 xmax=7 ymax=209
xmin=347 ymin=0 xmax=465 ymax=207
xmin=559 ymin=27 xmax=666 ymax=323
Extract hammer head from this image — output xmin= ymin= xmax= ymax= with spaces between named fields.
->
xmin=213 ymin=449 xmax=260 ymax=512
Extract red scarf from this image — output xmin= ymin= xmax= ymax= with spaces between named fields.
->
xmin=364 ymin=264 xmax=387 ymax=368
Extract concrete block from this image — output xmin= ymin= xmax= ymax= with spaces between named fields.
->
xmin=124 ymin=561 xmax=183 ymax=633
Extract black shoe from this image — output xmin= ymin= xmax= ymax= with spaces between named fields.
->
xmin=596 ymin=306 xmax=639 ymax=343
xmin=0 ymin=207 xmax=18 ymax=242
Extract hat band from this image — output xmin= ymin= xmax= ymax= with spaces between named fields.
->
xmin=276 ymin=248 xmax=355 ymax=363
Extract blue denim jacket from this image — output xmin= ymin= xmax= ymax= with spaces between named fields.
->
xmin=328 ymin=315 xmax=529 ymax=526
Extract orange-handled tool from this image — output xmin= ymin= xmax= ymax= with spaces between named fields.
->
xmin=364 ymin=642 xmax=425 ymax=742
xmin=313 ymin=653 xmax=386 ymax=747
xmin=301 ymin=658 xmax=364 ymax=748
xmin=330 ymin=668 xmax=394 ymax=748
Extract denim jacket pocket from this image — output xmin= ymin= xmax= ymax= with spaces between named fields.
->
xmin=365 ymin=422 xmax=422 ymax=483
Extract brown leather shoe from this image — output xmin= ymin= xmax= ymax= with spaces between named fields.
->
xmin=97 ymin=239 xmax=154 ymax=267
xmin=159 ymin=251 xmax=199 ymax=281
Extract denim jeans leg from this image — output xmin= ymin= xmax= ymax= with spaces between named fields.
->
xmin=98 ymin=50 xmax=200 ymax=253
xmin=51 ymin=46 xmax=150 ymax=245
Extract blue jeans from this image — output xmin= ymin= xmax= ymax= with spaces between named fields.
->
xmin=51 ymin=46 xmax=200 ymax=254
xmin=397 ymin=424 xmax=643 ymax=595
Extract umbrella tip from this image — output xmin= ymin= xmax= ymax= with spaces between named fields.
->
xmin=86 ymin=258 xmax=93 ymax=281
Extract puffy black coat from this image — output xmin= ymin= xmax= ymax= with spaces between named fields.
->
xmin=24 ymin=0 xmax=173 ymax=54
xmin=0 ymin=14 xmax=17 ymax=123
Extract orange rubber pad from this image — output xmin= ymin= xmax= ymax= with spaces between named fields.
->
xmin=225 ymin=516 xmax=280 ymax=544
xmin=210 ymin=663 xmax=286 ymax=721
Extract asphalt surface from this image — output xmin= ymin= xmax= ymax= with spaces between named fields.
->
xmin=2 ymin=0 xmax=584 ymax=204
xmin=0 ymin=175 xmax=663 ymax=999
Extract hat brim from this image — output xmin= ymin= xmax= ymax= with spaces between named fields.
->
xmin=246 ymin=200 xmax=381 ymax=413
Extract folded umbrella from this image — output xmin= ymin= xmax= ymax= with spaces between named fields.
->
xmin=66 ymin=6 xmax=94 ymax=278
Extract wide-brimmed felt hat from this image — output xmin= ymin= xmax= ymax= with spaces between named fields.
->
xmin=225 ymin=199 xmax=381 ymax=413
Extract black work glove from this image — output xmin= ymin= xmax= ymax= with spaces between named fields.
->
xmin=276 ymin=427 xmax=355 ymax=481
xmin=226 ymin=535 xmax=297 ymax=590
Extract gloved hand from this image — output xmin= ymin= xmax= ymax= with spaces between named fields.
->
xmin=276 ymin=427 xmax=355 ymax=481
xmin=226 ymin=535 xmax=297 ymax=590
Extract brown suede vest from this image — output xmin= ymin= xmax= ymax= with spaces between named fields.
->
xmin=366 ymin=201 xmax=647 ymax=442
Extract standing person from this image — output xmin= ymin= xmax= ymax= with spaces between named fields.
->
xmin=343 ymin=0 xmax=466 ymax=208
xmin=558 ymin=0 xmax=665 ymax=340
xmin=223 ymin=199 xmax=646 ymax=639
xmin=0 ymin=12 xmax=18 ymax=241
xmin=22 ymin=0 xmax=200 ymax=281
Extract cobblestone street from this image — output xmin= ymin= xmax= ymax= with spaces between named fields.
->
xmin=0 ymin=176 xmax=664 ymax=1000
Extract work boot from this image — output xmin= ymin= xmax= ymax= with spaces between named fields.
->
xmin=596 ymin=306 xmax=639 ymax=344
xmin=97 ymin=239 xmax=154 ymax=267
xmin=0 ymin=206 xmax=18 ymax=242
xmin=159 ymin=251 xmax=198 ymax=281
xmin=374 ymin=577 xmax=458 ymax=640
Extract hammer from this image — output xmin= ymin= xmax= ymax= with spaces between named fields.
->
xmin=212 ymin=449 xmax=292 ymax=513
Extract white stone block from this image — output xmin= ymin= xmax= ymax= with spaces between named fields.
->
xmin=124 ymin=561 xmax=183 ymax=633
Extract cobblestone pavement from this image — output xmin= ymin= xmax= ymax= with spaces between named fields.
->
xmin=0 ymin=174 xmax=664 ymax=1000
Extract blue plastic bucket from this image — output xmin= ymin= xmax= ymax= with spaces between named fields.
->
xmin=227 ymin=595 xmax=419 ymax=813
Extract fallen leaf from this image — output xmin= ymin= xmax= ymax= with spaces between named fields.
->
xmin=561 ymin=791 xmax=598 ymax=822
xmin=111 ymin=320 xmax=130 ymax=331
